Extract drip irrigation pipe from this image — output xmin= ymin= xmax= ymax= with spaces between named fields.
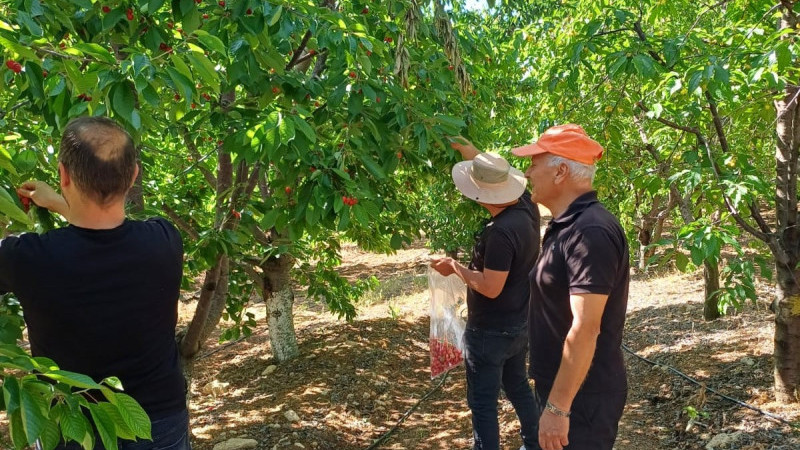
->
xmin=622 ymin=343 xmax=796 ymax=427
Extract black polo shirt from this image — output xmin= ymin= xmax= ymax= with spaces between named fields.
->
xmin=528 ymin=191 xmax=629 ymax=393
xmin=467 ymin=193 xmax=540 ymax=330
xmin=0 ymin=218 xmax=187 ymax=418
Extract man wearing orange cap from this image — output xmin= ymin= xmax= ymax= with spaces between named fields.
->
xmin=511 ymin=124 xmax=630 ymax=450
xmin=431 ymin=143 xmax=540 ymax=450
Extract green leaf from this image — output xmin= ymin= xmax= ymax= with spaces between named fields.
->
xmin=664 ymin=41 xmax=679 ymax=67
xmin=687 ymin=70 xmax=703 ymax=94
xmin=97 ymin=402 xmax=135 ymax=440
xmin=607 ymin=53 xmax=628 ymax=77
xmin=3 ymin=376 xmax=21 ymax=414
xmin=16 ymin=11 xmax=43 ymax=37
xmin=170 ymin=54 xmax=194 ymax=84
xmin=0 ymin=187 xmax=32 ymax=225
xmin=165 ymin=66 xmax=194 ymax=104
xmin=25 ymin=61 xmax=44 ymax=98
xmin=9 ymin=410 xmax=27 ymax=450
xmin=674 ymin=252 xmax=689 ymax=272
xmin=62 ymin=60 xmax=98 ymax=98
xmin=115 ymin=393 xmax=151 ymax=439
xmin=185 ymin=53 xmax=220 ymax=93
xmin=110 ymin=83 xmax=137 ymax=129
xmin=38 ymin=420 xmax=61 ymax=450
xmin=193 ymin=30 xmax=227 ymax=56
xmin=390 ymin=233 xmax=403 ymax=250
xmin=290 ymin=116 xmax=316 ymax=143
xmin=268 ymin=5 xmax=282 ymax=26
xmin=0 ymin=34 xmax=38 ymax=61
xmin=72 ymin=43 xmax=116 ymax=64
xmin=20 ymin=388 xmax=47 ymax=445
xmin=88 ymin=403 xmax=119 ymax=450
xmin=45 ymin=370 xmax=102 ymax=390
xmin=102 ymin=8 xmax=125 ymax=31
xmin=60 ymin=409 xmax=90 ymax=447
xmin=357 ymin=153 xmax=386 ymax=179
xmin=632 ymin=54 xmax=656 ymax=78
xmin=279 ymin=114 xmax=296 ymax=143
xmin=774 ymin=41 xmax=791 ymax=70
xmin=101 ymin=376 xmax=124 ymax=391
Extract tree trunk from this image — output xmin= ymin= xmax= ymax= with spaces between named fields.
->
xmin=703 ymin=261 xmax=721 ymax=321
xmin=773 ymin=5 xmax=800 ymax=400
xmin=127 ymin=156 xmax=144 ymax=214
xmin=262 ymin=255 xmax=299 ymax=362
xmin=200 ymin=255 xmax=231 ymax=343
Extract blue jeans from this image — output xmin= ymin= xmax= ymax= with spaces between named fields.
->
xmin=52 ymin=407 xmax=192 ymax=450
xmin=464 ymin=326 xmax=538 ymax=450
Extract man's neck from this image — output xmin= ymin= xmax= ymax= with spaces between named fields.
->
xmin=482 ymin=198 xmax=519 ymax=217
xmin=66 ymin=198 xmax=127 ymax=230
xmin=547 ymin=187 xmax=593 ymax=219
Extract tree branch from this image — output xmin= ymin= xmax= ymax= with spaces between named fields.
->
xmin=705 ymin=91 xmax=731 ymax=154
xmin=181 ymin=128 xmax=217 ymax=187
xmin=632 ymin=21 xmax=665 ymax=66
xmin=161 ymin=204 xmax=200 ymax=240
xmin=286 ymin=31 xmax=313 ymax=71
xmin=637 ymin=101 xmax=773 ymax=244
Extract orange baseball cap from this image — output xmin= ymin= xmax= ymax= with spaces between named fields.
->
xmin=511 ymin=124 xmax=604 ymax=165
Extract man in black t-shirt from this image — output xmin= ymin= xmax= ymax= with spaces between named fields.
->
xmin=0 ymin=117 xmax=190 ymax=450
xmin=431 ymin=139 xmax=540 ymax=450
xmin=511 ymin=124 xmax=630 ymax=450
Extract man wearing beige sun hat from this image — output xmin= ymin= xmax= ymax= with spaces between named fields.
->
xmin=431 ymin=140 xmax=540 ymax=450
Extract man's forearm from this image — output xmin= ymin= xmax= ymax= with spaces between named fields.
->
xmin=546 ymin=326 xmax=599 ymax=411
xmin=452 ymin=262 xmax=500 ymax=299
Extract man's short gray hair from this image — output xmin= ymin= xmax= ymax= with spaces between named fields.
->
xmin=547 ymin=155 xmax=596 ymax=182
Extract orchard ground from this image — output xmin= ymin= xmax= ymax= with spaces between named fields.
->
xmin=182 ymin=241 xmax=799 ymax=450
xmin=2 ymin=242 xmax=800 ymax=449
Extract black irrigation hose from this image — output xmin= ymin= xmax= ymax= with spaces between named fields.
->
xmin=621 ymin=343 xmax=797 ymax=427
xmin=365 ymin=370 xmax=452 ymax=450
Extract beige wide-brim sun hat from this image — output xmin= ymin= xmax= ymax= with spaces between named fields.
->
xmin=451 ymin=152 xmax=527 ymax=205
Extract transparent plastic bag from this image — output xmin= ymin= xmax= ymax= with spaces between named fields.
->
xmin=428 ymin=267 xmax=467 ymax=378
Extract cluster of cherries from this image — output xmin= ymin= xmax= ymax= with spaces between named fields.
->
xmin=342 ymin=196 xmax=358 ymax=206
xmin=429 ymin=337 xmax=463 ymax=378
xmin=5 ymin=60 xmax=22 ymax=73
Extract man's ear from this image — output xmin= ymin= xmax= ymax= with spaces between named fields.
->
xmin=59 ymin=162 xmax=71 ymax=189
xmin=553 ymin=161 xmax=569 ymax=184
xmin=129 ymin=163 xmax=140 ymax=188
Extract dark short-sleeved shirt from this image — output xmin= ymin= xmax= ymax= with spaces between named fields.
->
xmin=467 ymin=193 xmax=540 ymax=330
xmin=529 ymin=191 xmax=629 ymax=393
xmin=0 ymin=218 xmax=186 ymax=418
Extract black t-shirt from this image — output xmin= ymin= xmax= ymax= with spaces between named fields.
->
xmin=529 ymin=191 xmax=629 ymax=393
xmin=467 ymin=193 xmax=540 ymax=330
xmin=0 ymin=218 xmax=186 ymax=418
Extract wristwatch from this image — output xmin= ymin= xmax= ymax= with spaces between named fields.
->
xmin=545 ymin=401 xmax=571 ymax=417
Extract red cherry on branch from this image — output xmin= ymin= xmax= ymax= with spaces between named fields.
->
xmin=18 ymin=194 xmax=30 ymax=213
xmin=361 ymin=7 xmax=368 ymax=14
xmin=272 ymin=86 xmax=280 ymax=94
xmin=284 ymin=186 xmax=292 ymax=195
xmin=349 ymin=71 xmax=356 ymax=78
xmin=102 ymin=5 xmax=111 ymax=13
xmin=218 ymin=0 xmax=225 ymax=6
xmin=5 ymin=60 xmax=22 ymax=73
xmin=126 ymin=8 xmax=134 ymax=20
xmin=246 ymin=8 xmax=252 ymax=15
